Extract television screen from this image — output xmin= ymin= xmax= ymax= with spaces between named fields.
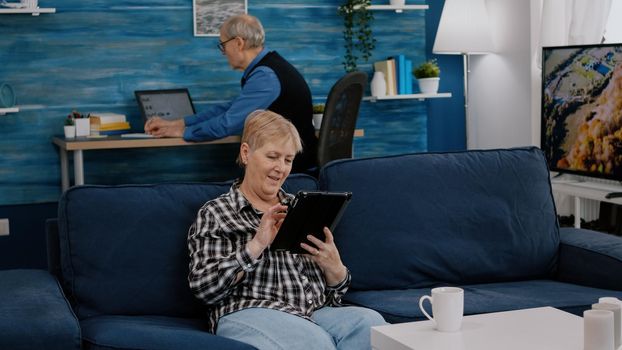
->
xmin=541 ymin=43 xmax=622 ymax=180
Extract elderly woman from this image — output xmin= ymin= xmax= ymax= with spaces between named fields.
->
xmin=187 ymin=110 xmax=385 ymax=349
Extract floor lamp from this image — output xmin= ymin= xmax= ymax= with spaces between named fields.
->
xmin=432 ymin=0 xmax=494 ymax=149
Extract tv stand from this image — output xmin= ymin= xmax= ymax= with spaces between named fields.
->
xmin=605 ymin=192 xmax=622 ymax=199
xmin=551 ymin=177 xmax=622 ymax=228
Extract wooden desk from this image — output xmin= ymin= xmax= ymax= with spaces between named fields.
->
xmin=52 ymin=129 xmax=364 ymax=191
xmin=52 ymin=135 xmax=241 ymax=191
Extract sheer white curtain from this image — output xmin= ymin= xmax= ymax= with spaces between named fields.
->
xmin=604 ymin=1 xmax=622 ymax=43
xmin=535 ymin=0 xmax=613 ymax=221
xmin=540 ymin=0 xmax=612 ymax=47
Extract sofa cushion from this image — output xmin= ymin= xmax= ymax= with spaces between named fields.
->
xmin=320 ymin=147 xmax=559 ymax=290
xmin=81 ymin=315 xmax=256 ymax=350
xmin=344 ymin=280 xmax=622 ymax=324
xmin=58 ymin=174 xmax=318 ymax=320
xmin=0 ymin=269 xmax=81 ymax=350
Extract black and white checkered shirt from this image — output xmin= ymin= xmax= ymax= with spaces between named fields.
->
xmin=188 ymin=181 xmax=351 ymax=333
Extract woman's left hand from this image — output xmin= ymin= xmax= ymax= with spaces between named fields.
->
xmin=300 ymin=227 xmax=347 ymax=286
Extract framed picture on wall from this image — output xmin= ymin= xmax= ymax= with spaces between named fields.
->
xmin=193 ymin=0 xmax=248 ymax=37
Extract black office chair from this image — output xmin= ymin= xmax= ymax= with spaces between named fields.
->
xmin=317 ymin=71 xmax=367 ymax=167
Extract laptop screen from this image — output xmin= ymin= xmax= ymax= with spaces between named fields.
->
xmin=134 ymin=88 xmax=196 ymax=122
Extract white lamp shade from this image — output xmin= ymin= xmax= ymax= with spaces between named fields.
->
xmin=433 ymin=0 xmax=494 ymax=55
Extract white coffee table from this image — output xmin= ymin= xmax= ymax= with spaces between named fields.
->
xmin=371 ymin=307 xmax=583 ymax=350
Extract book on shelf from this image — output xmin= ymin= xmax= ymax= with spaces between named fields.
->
xmin=387 ymin=58 xmax=397 ymax=95
xmin=90 ymin=112 xmax=127 ymax=126
xmin=387 ymin=55 xmax=411 ymax=94
xmin=405 ymin=59 xmax=413 ymax=94
xmin=89 ymin=112 xmax=131 ymax=134
xmin=99 ymin=128 xmax=131 ymax=136
xmin=388 ymin=56 xmax=401 ymax=94
xmin=397 ymin=54 xmax=406 ymax=94
xmin=373 ymin=59 xmax=397 ymax=96
xmin=98 ymin=121 xmax=131 ymax=131
xmin=387 ymin=55 xmax=419 ymax=95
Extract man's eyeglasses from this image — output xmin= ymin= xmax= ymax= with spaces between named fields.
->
xmin=217 ymin=37 xmax=237 ymax=53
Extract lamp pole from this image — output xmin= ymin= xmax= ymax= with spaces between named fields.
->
xmin=463 ymin=53 xmax=470 ymax=148
xmin=432 ymin=0 xmax=494 ymax=150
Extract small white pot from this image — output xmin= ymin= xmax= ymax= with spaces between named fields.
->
xmin=313 ymin=113 xmax=323 ymax=130
xmin=74 ymin=118 xmax=90 ymax=137
xmin=390 ymin=0 xmax=406 ymax=6
xmin=417 ymin=77 xmax=440 ymax=94
xmin=64 ymin=125 xmax=76 ymax=139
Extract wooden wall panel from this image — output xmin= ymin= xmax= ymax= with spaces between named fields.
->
xmin=0 ymin=0 xmax=429 ymax=205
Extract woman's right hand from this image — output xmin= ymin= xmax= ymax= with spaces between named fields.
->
xmin=246 ymin=203 xmax=288 ymax=258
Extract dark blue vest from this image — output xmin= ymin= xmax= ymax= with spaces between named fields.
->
xmin=243 ymin=51 xmax=318 ymax=172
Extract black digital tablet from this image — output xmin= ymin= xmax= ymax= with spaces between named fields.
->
xmin=270 ymin=191 xmax=352 ymax=254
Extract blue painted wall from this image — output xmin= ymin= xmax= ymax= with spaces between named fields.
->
xmin=0 ymin=0 xmax=437 ymax=206
xmin=426 ymin=0 xmax=466 ymax=152
xmin=0 ymin=0 xmax=464 ymax=268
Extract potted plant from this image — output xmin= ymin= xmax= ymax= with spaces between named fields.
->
xmin=312 ymin=103 xmax=325 ymax=115
xmin=413 ymin=59 xmax=441 ymax=94
xmin=312 ymin=104 xmax=325 ymax=130
xmin=338 ymin=0 xmax=375 ymax=72
xmin=63 ymin=115 xmax=76 ymax=139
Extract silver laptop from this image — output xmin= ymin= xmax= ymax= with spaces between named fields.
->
xmin=134 ymin=88 xmax=196 ymax=122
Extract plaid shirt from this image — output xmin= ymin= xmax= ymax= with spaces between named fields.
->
xmin=188 ymin=182 xmax=351 ymax=333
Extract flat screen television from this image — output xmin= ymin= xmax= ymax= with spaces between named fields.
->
xmin=541 ymin=43 xmax=622 ymax=180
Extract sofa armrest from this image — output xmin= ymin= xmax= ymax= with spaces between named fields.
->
xmin=0 ymin=269 xmax=81 ymax=350
xmin=557 ymin=227 xmax=622 ymax=291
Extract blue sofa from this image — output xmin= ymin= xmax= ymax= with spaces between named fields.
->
xmin=2 ymin=147 xmax=622 ymax=349
xmin=322 ymin=147 xmax=622 ymax=322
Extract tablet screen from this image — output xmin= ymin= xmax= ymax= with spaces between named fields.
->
xmin=270 ymin=191 xmax=352 ymax=254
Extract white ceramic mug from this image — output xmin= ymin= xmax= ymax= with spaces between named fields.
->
xmin=584 ymin=309 xmax=615 ymax=350
xmin=419 ymin=287 xmax=464 ymax=332
xmin=596 ymin=298 xmax=622 ymax=349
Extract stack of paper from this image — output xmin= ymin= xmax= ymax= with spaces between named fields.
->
xmin=90 ymin=113 xmax=131 ymax=135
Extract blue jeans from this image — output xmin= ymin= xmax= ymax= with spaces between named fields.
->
xmin=216 ymin=306 xmax=387 ymax=350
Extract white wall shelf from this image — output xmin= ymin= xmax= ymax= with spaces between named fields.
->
xmin=364 ymin=92 xmax=452 ymax=102
xmin=369 ymin=4 xmax=428 ymax=13
xmin=354 ymin=4 xmax=429 ymax=13
xmin=0 ymin=7 xmax=56 ymax=15
xmin=347 ymin=4 xmax=442 ymax=100
xmin=0 ymin=107 xmax=19 ymax=115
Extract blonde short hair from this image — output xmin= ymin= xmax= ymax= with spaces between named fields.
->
xmin=237 ymin=110 xmax=303 ymax=167
xmin=221 ymin=14 xmax=265 ymax=49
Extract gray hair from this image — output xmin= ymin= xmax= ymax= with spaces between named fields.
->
xmin=221 ymin=14 xmax=265 ymax=49
xmin=237 ymin=110 xmax=302 ymax=168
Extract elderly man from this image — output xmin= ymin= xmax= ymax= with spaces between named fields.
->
xmin=145 ymin=14 xmax=318 ymax=173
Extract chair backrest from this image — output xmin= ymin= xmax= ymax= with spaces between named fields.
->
xmin=317 ymin=71 xmax=367 ymax=167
